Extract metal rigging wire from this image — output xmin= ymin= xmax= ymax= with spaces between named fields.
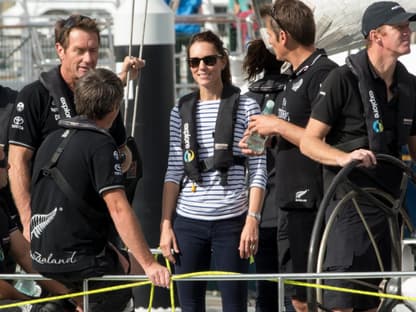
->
xmin=123 ymin=0 xmax=149 ymax=137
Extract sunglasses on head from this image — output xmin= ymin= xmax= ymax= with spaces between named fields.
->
xmin=63 ymin=15 xmax=92 ymax=30
xmin=187 ymin=55 xmax=223 ymax=68
xmin=270 ymin=6 xmax=286 ymax=31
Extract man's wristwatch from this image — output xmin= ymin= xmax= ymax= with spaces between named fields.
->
xmin=247 ymin=211 xmax=261 ymax=222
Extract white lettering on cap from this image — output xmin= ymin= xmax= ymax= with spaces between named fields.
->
xmin=391 ymin=5 xmax=402 ymax=10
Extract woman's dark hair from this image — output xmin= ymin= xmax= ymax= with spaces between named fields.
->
xmin=243 ymin=39 xmax=283 ymax=81
xmin=187 ymin=30 xmax=232 ymax=85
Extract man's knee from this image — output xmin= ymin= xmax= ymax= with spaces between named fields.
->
xmin=291 ymin=298 xmax=308 ymax=312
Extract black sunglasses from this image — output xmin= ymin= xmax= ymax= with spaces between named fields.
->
xmin=270 ymin=6 xmax=285 ymax=31
xmin=187 ymin=55 xmax=223 ymax=68
xmin=63 ymin=15 xmax=92 ymax=30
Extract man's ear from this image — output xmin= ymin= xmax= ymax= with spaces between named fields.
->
xmin=55 ymin=42 xmax=64 ymax=60
xmin=280 ymin=29 xmax=288 ymax=44
xmin=369 ymin=29 xmax=382 ymax=45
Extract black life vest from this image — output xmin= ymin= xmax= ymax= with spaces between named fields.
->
xmin=346 ymin=50 xmax=415 ymax=154
xmin=247 ymin=73 xmax=286 ymax=112
xmin=59 ymin=116 xmax=112 ymax=137
xmin=39 ymin=66 xmax=76 ymax=119
xmin=178 ymin=84 xmax=245 ymax=186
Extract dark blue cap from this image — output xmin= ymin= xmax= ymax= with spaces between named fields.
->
xmin=361 ymin=1 xmax=416 ymax=37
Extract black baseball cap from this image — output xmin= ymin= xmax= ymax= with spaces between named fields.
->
xmin=361 ymin=1 xmax=416 ymax=37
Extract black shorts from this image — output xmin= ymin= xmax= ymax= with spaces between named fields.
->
xmin=322 ymin=194 xmax=391 ymax=310
xmin=323 ymin=264 xmax=382 ymax=311
xmin=44 ymin=247 xmax=133 ymax=312
xmin=278 ymin=210 xmax=316 ymax=301
xmin=323 ymin=229 xmax=390 ymax=311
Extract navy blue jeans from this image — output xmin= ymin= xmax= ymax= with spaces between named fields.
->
xmin=173 ymin=214 xmax=249 ymax=312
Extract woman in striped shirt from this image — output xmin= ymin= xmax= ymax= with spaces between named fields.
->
xmin=159 ymin=30 xmax=267 ymax=311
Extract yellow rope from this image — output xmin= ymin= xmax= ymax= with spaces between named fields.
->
xmin=2 ymin=271 xmax=416 ymax=310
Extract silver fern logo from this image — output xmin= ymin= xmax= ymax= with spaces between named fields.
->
xmin=295 ymin=189 xmax=309 ymax=202
xmin=291 ymin=78 xmax=303 ymax=92
xmin=30 ymin=207 xmax=59 ymax=240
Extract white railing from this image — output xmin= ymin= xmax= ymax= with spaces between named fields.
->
xmin=0 ymin=12 xmax=255 ymax=97
xmin=0 ymin=14 xmax=115 ymax=90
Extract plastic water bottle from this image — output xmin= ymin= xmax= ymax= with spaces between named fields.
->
xmin=246 ymin=99 xmax=275 ymax=153
xmin=15 ymin=279 xmax=40 ymax=297
xmin=14 ymin=268 xmax=42 ymax=298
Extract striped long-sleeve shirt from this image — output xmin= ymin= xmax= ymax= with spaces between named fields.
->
xmin=164 ymin=94 xmax=267 ymax=221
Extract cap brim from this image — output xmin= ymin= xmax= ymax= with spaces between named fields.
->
xmin=386 ymin=12 xmax=416 ymax=25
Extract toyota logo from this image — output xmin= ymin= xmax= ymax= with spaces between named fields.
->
xmin=13 ymin=116 xmax=24 ymax=125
